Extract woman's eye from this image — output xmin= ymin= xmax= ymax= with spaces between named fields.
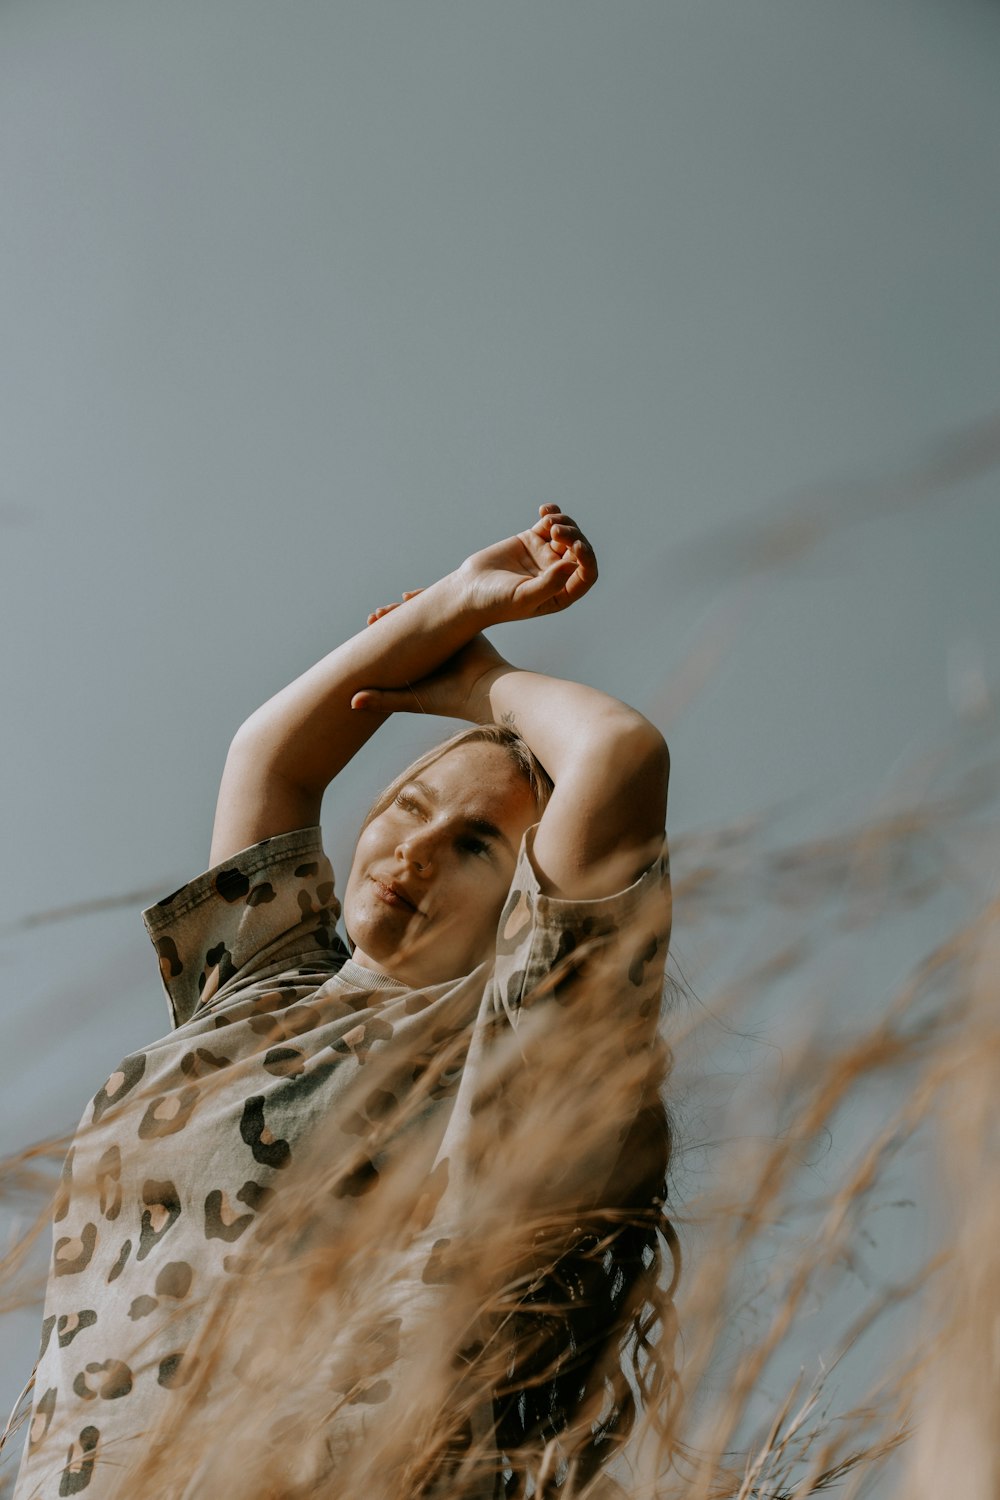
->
xmin=395 ymin=793 xmax=419 ymax=813
xmin=459 ymin=836 xmax=491 ymax=858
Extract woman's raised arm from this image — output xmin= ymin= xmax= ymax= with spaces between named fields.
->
xmin=352 ymin=511 xmax=669 ymax=901
xmin=479 ymin=661 xmax=668 ymax=900
xmin=209 ymin=507 xmax=597 ymax=865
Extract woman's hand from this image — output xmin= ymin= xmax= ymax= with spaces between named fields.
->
xmin=351 ymin=634 xmax=509 ymax=723
xmin=458 ymin=505 xmax=598 ymax=625
xmin=364 ymin=507 xmax=597 ymax=632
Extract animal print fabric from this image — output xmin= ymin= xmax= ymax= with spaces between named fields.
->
xmin=12 ymin=824 xmax=671 ymax=1500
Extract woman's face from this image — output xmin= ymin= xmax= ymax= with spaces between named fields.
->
xmin=343 ymin=741 xmax=539 ymax=988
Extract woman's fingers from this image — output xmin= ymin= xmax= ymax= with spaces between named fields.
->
xmin=515 ymin=554 xmax=580 ymax=611
xmin=532 ymin=508 xmax=595 ymax=563
xmin=365 ymin=589 xmax=424 ymax=625
xmin=531 ymin=510 xmax=598 ymax=599
xmin=351 ymin=686 xmax=420 ymax=714
xmin=366 ymin=602 xmax=403 ymax=624
xmin=528 ymin=515 xmax=599 ymax=616
xmin=532 ymin=507 xmax=563 ymax=541
xmin=558 ymin=553 xmax=598 ymax=605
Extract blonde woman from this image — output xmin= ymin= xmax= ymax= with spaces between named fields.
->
xmin=13 ymin=506 xmax=675 ymax=1499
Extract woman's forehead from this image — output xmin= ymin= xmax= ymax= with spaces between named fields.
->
xmin=408 ymin=742 xmax=534 ymax=818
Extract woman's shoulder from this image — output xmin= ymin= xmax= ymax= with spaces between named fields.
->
xmin=142 ymin=827 xmax=346 ymax=1029
xmin=493 ymin=823 xmax=670 ymax=1018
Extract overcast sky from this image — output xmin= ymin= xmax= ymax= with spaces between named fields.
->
xmin=2 ymin=0 xmax=998 ymax=1471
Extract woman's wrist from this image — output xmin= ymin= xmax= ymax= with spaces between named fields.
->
xmin=436 ymin=566 xmax=503 ymax=634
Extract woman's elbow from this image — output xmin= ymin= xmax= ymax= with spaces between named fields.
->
xmin=604 ymin=716 xmax=670 ymax=818
xmin=642 ymin=721 xmax=670 ymax=781
xmin=612 ymin=714 xmax=669 ymax=781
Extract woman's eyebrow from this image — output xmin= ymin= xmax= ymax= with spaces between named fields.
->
xmin=409 ymin=780 xmax=515 ymax=857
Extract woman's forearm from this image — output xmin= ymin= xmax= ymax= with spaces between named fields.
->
xmin=479 ymin=666 xmax=669 ymax=898
xmin=236 ymin=570 xmax=489 ymax=796
xmin=478 ymin=666 xmax=653 ymax=781
xmin=210 ymin=571 xmax=492 ymax=863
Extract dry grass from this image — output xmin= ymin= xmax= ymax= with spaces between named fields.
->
xmin=3 ymin=733 xmax=997 ymax=1500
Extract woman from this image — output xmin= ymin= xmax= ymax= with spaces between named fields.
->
xmin=12 ymin=506 xmax=675 ymax=1500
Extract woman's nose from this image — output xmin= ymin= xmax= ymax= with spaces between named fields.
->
xmin=396 ymin=831 xmax=436 ymax=873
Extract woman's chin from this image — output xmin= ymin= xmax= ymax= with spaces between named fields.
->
xmin=345 ymin=895 xmax=489 ymax=987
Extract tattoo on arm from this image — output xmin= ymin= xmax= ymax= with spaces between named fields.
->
xmin=500 ymin=710 xmax=518 ymax=733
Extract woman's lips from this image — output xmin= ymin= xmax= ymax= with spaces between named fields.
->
xmin=371 ymin=878 xmax=421 ymax=914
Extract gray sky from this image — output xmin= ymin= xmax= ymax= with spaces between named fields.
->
xmin=2 ymin=0 xmax=999 ymax=1471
